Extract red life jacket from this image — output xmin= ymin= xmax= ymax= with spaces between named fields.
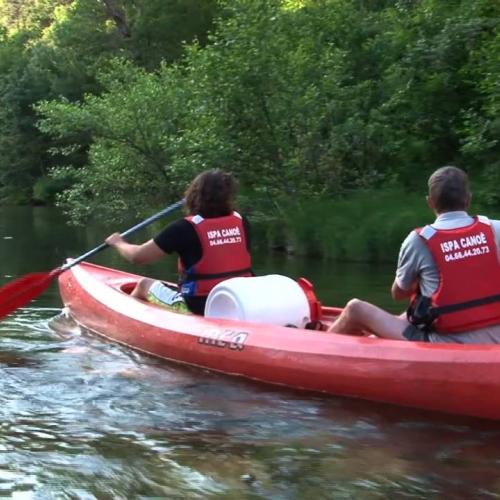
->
xmin=416 ymin=216 xmax=500 ymax=333
xmin=179 ymin=212 xmax=252 ymax=297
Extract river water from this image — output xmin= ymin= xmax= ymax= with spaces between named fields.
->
xmin=0 ymin=206 xmax=499 ymax=499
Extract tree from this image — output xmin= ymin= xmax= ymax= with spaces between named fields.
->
xmin=0 ymin=0 xmax=218 ymax=203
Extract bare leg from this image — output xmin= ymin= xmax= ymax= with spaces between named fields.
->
xmin=326 ymin=300 xmax=367 ymax=335
xmin=327 ymin=299 xmax=410 ymax=340
xmin=131 ymin=278 xmax=155 ymax=300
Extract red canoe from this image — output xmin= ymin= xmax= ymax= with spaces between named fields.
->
xmin=57 ymin=262 xmax=500 ymax=420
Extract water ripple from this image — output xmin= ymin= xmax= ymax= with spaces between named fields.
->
xmin=0 ymin=306 xmax=498 ymax=498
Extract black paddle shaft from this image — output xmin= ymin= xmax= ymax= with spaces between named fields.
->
xmin=59 ymin=199 xmax=184 ymax=272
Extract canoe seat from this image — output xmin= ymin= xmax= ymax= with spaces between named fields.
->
xmin=119 ymin=282 xmax=137 ymax=295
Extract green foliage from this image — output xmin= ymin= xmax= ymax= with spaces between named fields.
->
xmin=121 ymin=0 xmax=217 ymax=69
xmin=258 ymin=185 xmax=500 ymax=262
xmin=1 ymin=0 xmax=500 ymax=261
xmin=0 ymin=0 xmax=218 ymax=203
xmin=460 ymin=16 xmax=500 ymax=206
xmin=274 ymin=190 xmax=430 ymax=262
xmin=184 ymin=0 xmax=392 ymax=195
xmin=37 ymin=59 xmax=196 ymax=222
xmin=32 ymin=173 xmax=73 ymax=204
xmin=0 ymin=0 xmax=56 ymax=34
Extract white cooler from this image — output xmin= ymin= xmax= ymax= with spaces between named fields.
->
xmin=204 ymin=274 xmax=311 ymax=328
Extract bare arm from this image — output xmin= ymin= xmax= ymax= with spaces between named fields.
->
xmin=105 ymin=233 xmax=166 ymax=265
xmin=391 ymin=279 xmax=415 ymax=301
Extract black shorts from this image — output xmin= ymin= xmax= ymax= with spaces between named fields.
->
xmin=403 ymin=324 xmax=431 ymax=342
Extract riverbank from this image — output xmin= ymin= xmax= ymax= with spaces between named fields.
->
xmin=250 ymin=188 xmax=500 ymax=263
xmin=2 ymin=185 xmax=498 ymax=265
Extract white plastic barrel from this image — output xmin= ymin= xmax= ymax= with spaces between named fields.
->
xmin=204 ymin=275 xmax=311 ymax=328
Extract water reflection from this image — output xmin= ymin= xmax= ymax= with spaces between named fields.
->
xmin=0 ymin=207 xmax=499 ymax=498
xmin=0 ymin=207 xmax=399 ymax=312
xmin=0 ymin=308 xmax=498 ymax=498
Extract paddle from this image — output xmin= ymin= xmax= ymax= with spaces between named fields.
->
xmin=0 ymin=199 xmax=184 ymax=320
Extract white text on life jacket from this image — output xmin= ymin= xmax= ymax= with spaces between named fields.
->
xmin=206 ymin=226 xmax=242 ymax=246
xmin=439 ymin=232 xmax=490 ymax=262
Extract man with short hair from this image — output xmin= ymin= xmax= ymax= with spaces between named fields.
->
xmin=328 ymin=166 xmax=500 ymax=343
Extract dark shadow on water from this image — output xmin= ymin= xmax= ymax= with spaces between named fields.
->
xmin=0 ymin=351 xmax=39 ymax=367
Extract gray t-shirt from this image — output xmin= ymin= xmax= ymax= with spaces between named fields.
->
xmin=396 ymin=211 xmax=500 ymax=343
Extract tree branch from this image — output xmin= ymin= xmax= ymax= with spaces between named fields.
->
xmin=100 ymin=0 xmax=131 ymax=38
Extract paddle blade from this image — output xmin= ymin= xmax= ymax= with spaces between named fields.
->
xmin=0 ymin=271 xmax=58 ymax=320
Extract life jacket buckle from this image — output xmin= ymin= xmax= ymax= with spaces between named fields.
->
xmin=407 ymin=295 xmax=437 ymax=329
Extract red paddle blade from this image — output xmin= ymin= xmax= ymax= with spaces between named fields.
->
xmin=0 ymin=271 xmax=59 ymax=320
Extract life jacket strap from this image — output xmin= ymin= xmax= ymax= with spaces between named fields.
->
xmin=182 ymin=267 xmax=253 ymax=281
xmin=431 ymin=293 xmax=500 ymax=316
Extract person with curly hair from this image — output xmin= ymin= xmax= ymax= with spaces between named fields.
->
xmin=105 ymin=169 xmax=252 ymax=315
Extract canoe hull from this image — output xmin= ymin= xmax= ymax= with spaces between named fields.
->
xmin=58 ymin=262 xmax=500 ymax=420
